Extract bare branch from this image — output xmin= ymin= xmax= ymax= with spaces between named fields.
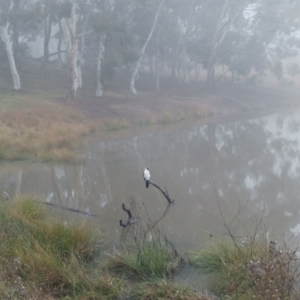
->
xmin=119 ymin=202 xmax=136 ymax=227
xmin=149 ymin=181 xmax=175 ymax=204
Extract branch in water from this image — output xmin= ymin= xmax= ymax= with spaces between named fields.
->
xmin=42 ymin=202 xmax=97 ymax=217
xmin=119 ymin=203 xmax=136 ymax=227
xmin=149 ymin=181 xmax=175 ymax=204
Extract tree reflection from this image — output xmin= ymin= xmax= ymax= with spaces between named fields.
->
xmin=1 ymin=112 xmax=300 ymax=243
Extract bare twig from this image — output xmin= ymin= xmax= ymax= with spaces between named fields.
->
xmin=213 ymin=180 xmax=243 ymax=254
xmin=41 ymin=201 xmax=97 ymax=217
xmin=149 ymin=181 xmax=175 ymax=204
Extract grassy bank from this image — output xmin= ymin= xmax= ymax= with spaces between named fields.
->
xmin=2 ymin=194 xmax=299 ymax=299
xmin=0 ymin=195 xmax=209 ymax=299
xmin=190 ymin=237 xmax=300 ymax=299
xmin=2 ymin=59 xmax=300 ymax=162
xmin=0 ymin=60 xmax=211 ymax=162
xmin=0 ymin=95 xmax=209 ymax=161
xmin=0 ymin=76 xmax=100 ymax=161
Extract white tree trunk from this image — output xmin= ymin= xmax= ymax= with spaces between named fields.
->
xmin=94 ymin=1 xmax=114 ymax=97
xmin=182 ymin=47 xmax=190 ymax=83
xmin=171 ymin=46 xmax=177 ymax=78
xmin=95 ymin=34 xmax=106 ymax=97
xmin=77 ymin=65 xmax=82 ymax=88
xmin=156 ymin=55 xmax=160 ymax=91
xmin=155 ymin=31 xmax=160 ymax=91
xmin=195 ymin=62 xmax=200 ymax=80
xmin=77 ymin=14 xmax=89 ymax=89
xmin=0 ymin=24 xmax=21 ymax=90
xmin=60 ymin=18 xmax=71 ymax=61
xmin=67 ymin=0 xmax=78 ymax=99
xmin=57 ymin=22 xmax=63 ymax=68
xmin=61 ymin=17 xmax=81 ymax=89
xmin=130 ymin=0 xmax=165 ymax=95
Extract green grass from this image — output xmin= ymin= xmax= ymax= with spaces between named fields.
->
xmin=0 ymin=195 xmax=122 ymax=299
xmin=108 ymin=241 xmax=181 ymax=280
xmin=0 ymin=194 xmax=214 ymax=299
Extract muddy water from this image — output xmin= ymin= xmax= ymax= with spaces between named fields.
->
xmin=2 ymin=110 xmax=300 ymax=248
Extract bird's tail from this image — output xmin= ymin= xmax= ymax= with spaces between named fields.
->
xmin=146 ymin=181 xmax=149 ymax=188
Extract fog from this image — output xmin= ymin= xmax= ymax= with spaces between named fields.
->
xmin=1 ymin=0 xmax=300 ymax=241
xmin=1 ymin=0 xmax=300 ymax=95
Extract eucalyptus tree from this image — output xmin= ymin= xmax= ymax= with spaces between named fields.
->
xmin=87 ymin=0 xmax=134 ymax=97
xmin=214 ymin=3 xmax=265 ymax=82
xmin=89 ymin=0 xmax=116 ymax=97
xmin=76 ymin=0 xmax=93 ymax=89
xmin=4 ymin=0 xmax=40 ymax=64
xmin=0 ymin=0 xmax=21 ymax=90
xmin=67 ymin=0 xmax=78 ymax=98
xmin=254 ymin=0 xmax=300 ymax=80
xmin=167 ymin=0 xmax=206 ymax=83
xmin=41 ymin=0 xmax=57 ymax=76
xmin=10 ymin=0 xmax=21 ymax=61
xmin=150 ymin=0 xmax=203 ymax=87
xmin=54 ymin=0 xmax=78 ymax=99
xmin=130 ymin=0 xmax=165 ymax=95
xmin=201 ymin=0 xmax=256 ymax=88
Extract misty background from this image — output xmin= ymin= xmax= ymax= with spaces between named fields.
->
xmin=1 ymin=0 xmax=300 ymax=98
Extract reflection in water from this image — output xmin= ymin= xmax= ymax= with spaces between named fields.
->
xmin=2 ymin=111 xmax=300 ymax=246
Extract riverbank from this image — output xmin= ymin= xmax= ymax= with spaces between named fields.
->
xmin=1 ymin=60 xmax=300 ymax=161
xmin=0 ymin=195 xmax=210 ymax=300
xmin=1 ymin=195 xmax=299 ymax=299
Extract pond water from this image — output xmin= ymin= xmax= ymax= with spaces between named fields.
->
xmin=2 ymin=110 xmax=300 ymax=248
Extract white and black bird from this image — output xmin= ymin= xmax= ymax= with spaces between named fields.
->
xmin=143 ymin=168 xmax=151 ymax=188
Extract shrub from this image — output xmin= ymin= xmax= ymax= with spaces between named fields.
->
xmin=191 ymin=238 xmax=300 ymax=299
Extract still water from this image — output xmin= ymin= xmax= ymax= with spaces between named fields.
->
xmin=2 ymin=110 xmax=300 ymax=247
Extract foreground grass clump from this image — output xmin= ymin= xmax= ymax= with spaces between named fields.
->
xmin=190 ymin=238 xmax=300 ymax=299
xmin=0 ymin=195 xmax=126 ymax=299
xmin=108 ymin=202 xmax=184 ymax=280
xmin=109 ymin=240 xmax=182 ymax=280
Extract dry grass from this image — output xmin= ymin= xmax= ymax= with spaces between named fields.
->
xmin=190 ymin=237 xmax=300 ymax=299
xmin=0 ymin=103 xmax=100 ymax=161
xmin=0 ymin=60 xmax=102 ymax=161
xmin=0 ymin=60 xmax=214 ymax=162
xmin=0 ymin=100 xmax=210 ymax=161
xmin=103 ymin=118 xmax=131 ymax=130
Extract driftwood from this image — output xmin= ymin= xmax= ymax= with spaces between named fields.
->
xmin=0 ymin=191 xmax=97 ymax=217
xmin=42 ymin=202 xmax=98 ymax=217
xmin=119 ymin=203 xmax=137 ymax=227
xmin=149 ymin=181 xmax=175 ymax=204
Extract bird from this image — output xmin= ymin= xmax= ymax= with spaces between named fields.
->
xmin=143 ymin=168 xmax=151 ymax=188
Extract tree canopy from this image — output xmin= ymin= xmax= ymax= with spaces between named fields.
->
xmin=0 ymin=0 xmax=299 ymax=97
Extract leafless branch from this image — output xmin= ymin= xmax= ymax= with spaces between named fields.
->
xmin=119 ymin=202 xmax=136 ymax=227
xmin=149 ymin=181 xmax=175 ymax=204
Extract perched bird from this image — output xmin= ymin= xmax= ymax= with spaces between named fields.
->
xmin=143 ymin=168 xmax=151 ymax=188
